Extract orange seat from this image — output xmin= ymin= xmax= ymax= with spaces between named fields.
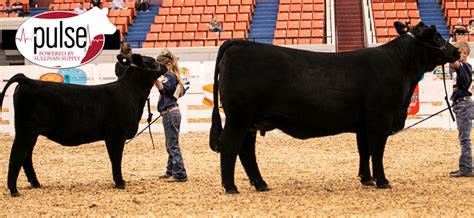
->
xmin=166 ymin=15 xmax=178 ymax=23
xmin=170 ymin=7 xmax=181 ymax=15
xmin=204 ymin=6 xmax=215 ymax=14
xmin=300 ymin=20 xmax=311 ymax=29
xmin=115 ymin=17 xmax=128 ymax=25
xmin=196 ymin=0 xmax=206 ymax=6
xmin=150 ymin=24 xmax=163 ymax=32
xmin=201 ymin=14 xmax=212 ymax=22
xmin=146 ymin=33 xmax=158 ymax=40
xmin=290 ymin=4 xmax=301 ymax=12
xmin=313 ymin=12 xmax=323 ymax=20
xmin=314 ymin=3 xmax=324 ymax=12
xmin=174 ymin=23 xmax=186 ymax=31
xmin=273 ymin=38 xmax=285 ymax=45
xmin=189 ymin=14 xmax=201 ymax=22
xmin=109 ymin=9 xmax=120 ymax=17
xmin=59 ymin=3 xmax=70 ymax=10
xmin=162 ymin=0 xmax=173 ymax=7
xmin=302 ymin=4 xmax=312 ymax=12
xmin=208 ymin=31 xmax=220 ymax=39
xmin=228 ymin=5 xmax=239 ymax=13
xmin=220 ymin=31 xmax=232 ymax=39
xmin=312 ymin=20 xmax=324 ymax=28
xmin=233 ymin=30 xmax=246 ymax=39
xmin=225 ymin=14 xmax=236 ymax=22
xmin=159 ymin=32 xmax=171 ymax=40
xmin=173 ymin=0 xmax=184 ymax=7
xmin=179 ymin=41 xmax=192 ymax=47
xmin=288 ymin=20 xmax=299 ymax=29
xmin=162 ymin=24 xmax=175 ymax=32
xmin=195 ymin=31 xmax=207 ymax=39
xmin=223 ymin=22 xmax=235 ymax=30
xmin=167 ymin=41 xmax=178 ymax=48
xmin=159 ymin=7 xmax=170 ymax=15
xmin=155 ymin=41 xmax=167 ymax=48
xmin=192 ymin=40 xmax=204 ymax=47
xmin=218 ymin=0 xmax=229 ymax=5
xmin=235 ymin=21 xmax=248 ymax=30
xmin=289 ymin=12 xmax=300 ymax=20
xmin=142 ymin=42 xmax=155 ymax=48
xmin=192 ymin=6 xmax=204 ymax=14
xmin=205 ymin=40 xmax=216 ymax=47
xmin=216 ymin=5 xmax=227 ymax=14
xmin=198 ymin=23 xmax=209 ymax=31
xmin=207 ymin=0 xmax=218 ymax=6
xmin=183 ymin=32 xmax=195 ymax=40
xmin=274 ymin=29 xmax=286 ymax=38
xmin=186 ymin=23 xmax=198 ymax=31
xmin=155 ymin=15 xmax=166 ymax=23
xmin=170 ymin=32 xmax=183 ymax=40
xmin=182 ymin=7 xmax=192 ymax=14
xmin=375 ymin=19 xmax=387 ymax=27
xmin=279 ymin=4 xmax=290 ymax=12
xmin=276 ymin=21 xmax=288 ymax=30
xmin=178 ymin=15 xmax=189 ymax=23
xmin=240 ymin=5 xmax=252 ymax=14
xmin=299 ymin=29 xmax=311 ymax=37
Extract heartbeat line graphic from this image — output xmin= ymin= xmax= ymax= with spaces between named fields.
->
xmin=15 ymin=28 xmax=32 ymax=43
xmin=86 ymin=24 xmax=105 ymax=44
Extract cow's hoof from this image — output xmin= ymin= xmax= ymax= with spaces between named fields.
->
xmin=31 ymin=182 xmax=41 ymax=188
xmin=225 ymin=189 xmax=240 ymax=194
xmin=253 ymin=180 xmax=270 ymax=192
xmin=376 ymin=183 xmax=391 ymax=189
xmin=115 ymin=184 xmax=126 ymax=189
xmin=224 ymin=185 xmax=239 ymax=194
xmin=10 ymin=191 xmax=20 ymax=197
xmin=361 ymin=179 xmax=376 ymax=186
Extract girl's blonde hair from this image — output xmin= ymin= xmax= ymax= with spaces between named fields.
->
xmin=156 ymin=49 xmax=182 ymax=85
xmin=454 ymin=41 xmax=470 ymax=55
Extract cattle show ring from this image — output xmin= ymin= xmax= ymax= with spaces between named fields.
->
xmin=0 ymin=24 xmax=473 ymax=216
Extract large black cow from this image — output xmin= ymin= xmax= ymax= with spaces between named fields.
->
xmin=0 ymin=54 xmax=167 ymax=197
xmin=210 ymin=22 xmax=460 ymax=194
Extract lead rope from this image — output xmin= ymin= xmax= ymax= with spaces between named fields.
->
xmin=126 ymin=98 xmax=159 ymax=148
xmin=393 ymin=64 xmax=455 ymax=135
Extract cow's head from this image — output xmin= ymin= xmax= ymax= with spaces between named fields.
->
xmin=395 ymin=21 xmax=460 ymax=65
xmin=120 ymin=54 xmax=168 ymax=86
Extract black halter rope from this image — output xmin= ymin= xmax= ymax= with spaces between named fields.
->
xmin=393 ymin=32 xmax=455 ymax=135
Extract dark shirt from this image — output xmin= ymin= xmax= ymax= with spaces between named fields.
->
xmin=157 ymin=72 xmax=179 ymax=112
xmin=91 ymin=0 xmax=100 ymax=8
xmin=451 ymin=62 xmax=473 ymax=101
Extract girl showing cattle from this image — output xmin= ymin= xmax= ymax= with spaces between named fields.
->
xmin=154 ymin=49 xmax=188 ymax=182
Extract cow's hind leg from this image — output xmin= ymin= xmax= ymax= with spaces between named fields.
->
xmin=105 ymin=138 xmax=126 ymax=189
xmin=23 ymin=146 xmax=41 ymax=188
xmin=356 ymin=130 xmax=375 ymax=186
xmin=8 ymin=132 xmax=39 ymax=197
xmin=239 ymin=131 xmax=269 ymax=192
xmin=220 ymin=119 xmax=249 ymax=194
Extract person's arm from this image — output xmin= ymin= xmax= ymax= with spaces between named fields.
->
xmin=154 ymin=79 xmax=164 ymax=91
xmin=454 ymin=62 xmax=472 ymax=91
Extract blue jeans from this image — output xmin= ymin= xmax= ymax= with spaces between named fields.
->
xmin=453 ymin=98 xmax=473 ymax=173
xmin=162 ymin=110 xmax=187 ymax=179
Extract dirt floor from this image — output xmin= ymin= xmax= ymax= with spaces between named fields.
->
xmin=0 ymin=129 xmax=473 ymax=216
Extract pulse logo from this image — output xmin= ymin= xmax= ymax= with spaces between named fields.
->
xmin=15 ymin=7 xmax=116 ymax=68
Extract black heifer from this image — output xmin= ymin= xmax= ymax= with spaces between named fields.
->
xmin=0 ymin=54 xmax=167 ymax=197
xmin=210 ymin=22 xmax=460 ymax=194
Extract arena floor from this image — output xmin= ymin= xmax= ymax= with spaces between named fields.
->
xmin=0 ymin=129 xmax=473 ymax=216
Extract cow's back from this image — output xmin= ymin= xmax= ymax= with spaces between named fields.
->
xmin=217 ymin=41 xmax=406 ymax=138
xmin=13 ymin=80 xmax=141 ymax=145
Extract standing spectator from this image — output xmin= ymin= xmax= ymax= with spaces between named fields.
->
xmin=449 ymin=41 xmax=473 ymax=178
xmin=74 ymin=3 xmax=87 ymax=14
xmin=109 ymin=0 xmax=125 ymax=10
xmin=2 ymin=2 xmax=11 ymax=13
xmin=208 ymin=16 xmax=223 ymax=32
xmin=138 ymin=0 xmax=149 ymax=12
xmin=154 ymin=49 xmax=188 ymax=183
xmin=90 ymin=0 xmax=101 ymax=8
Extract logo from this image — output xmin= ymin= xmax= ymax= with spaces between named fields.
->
xmin=15 ymin=7 xmax=116 ymax=68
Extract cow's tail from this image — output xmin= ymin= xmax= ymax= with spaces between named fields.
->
xmin=0 ymin=74 xmax=28 ymax=109
xmin=209 ymin=40 xmax=234 ymax=153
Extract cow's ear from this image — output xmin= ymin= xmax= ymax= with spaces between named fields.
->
xmin=117 ymin=54 xmax=131 ymax=65
xmin=131 ymin=54 xmax=144 ymax=67
xmin=420 ymin=27 xmax=437 ymax=41
xmin=394 ymin=21 xmax=409 ymax=35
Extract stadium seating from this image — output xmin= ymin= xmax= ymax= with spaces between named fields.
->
xmin=273 ymin=0 xmax=326 ymax=45
xmin=46 ymin=0 xmax=136 ymax=42
xmin=372 ymin=0 xmax=421 ymax=43
xmin=145 ymin=0 xmax=256 ymax=48
xmin=440 ymin=0 xmax=474 ymax=42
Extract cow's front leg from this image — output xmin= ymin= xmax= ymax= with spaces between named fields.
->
xmin=369 ymin=134 xmax=391 ymax=189
xmin=105 ymin=138 xmax=126 ymax=189
xmin=239 ymin=132 xmax=269 ymax=192
xmin=220 ymin=119 xmax=249 ymax=194
xmin=23 ymin=146 xmax=41 ymax=188
xmin=356 ymin=130 xmax=375 ymax=186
